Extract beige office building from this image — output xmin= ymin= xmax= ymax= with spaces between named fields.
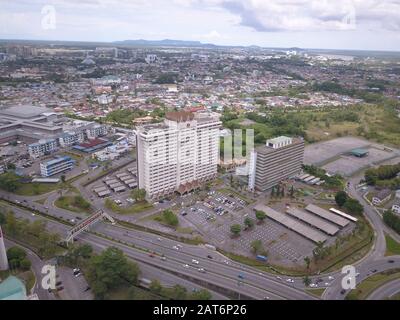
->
xmin=248 ymin=136 xmax=305 ymax=191
xmin=137 ymin=111 xmax=221 ymax=199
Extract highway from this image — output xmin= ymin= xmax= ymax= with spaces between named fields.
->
xmin=2 ymin=201 xmax=315 ymax=300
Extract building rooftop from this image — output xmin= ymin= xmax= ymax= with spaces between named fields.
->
xmin=0 ymin=105 xmax=54 ymax=119
xmin=165 ymin=111 xmax=194 ymax=122
xmin=0 ymin=276 xmax=27 ymax=300
xmin=267 ymin=136 xmax=292 ymax=145
xmin=42 ymin=155 xmax=74 ymax=166
xmin=256 ymin=137 xmax=303 ymax=154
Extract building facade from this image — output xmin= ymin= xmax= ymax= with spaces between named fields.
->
xmin=28 ymin=139 xmax=58 ymax=158
xmin=86 ymin=124 xmax=108 ymax=140
xmin=248 ymin=136 xmax=305 ymax=191
xmin=59 ymin=131 xmax=85 ymax=147
xmin=40 ymin=155 xmax=75 ymax=177
xmin=137 ymin=111 xmax=221 ymax=199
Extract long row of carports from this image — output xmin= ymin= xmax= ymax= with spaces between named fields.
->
xmin=254 ymin=203 xmax=353 ymax=244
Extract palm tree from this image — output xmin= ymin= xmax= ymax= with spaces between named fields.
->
xmin=303 ymin=276 xmax=311 ymax=287
xmin=304 ymin=256 xmax=311 ymax=269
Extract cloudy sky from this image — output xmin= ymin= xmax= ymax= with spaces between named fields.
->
xmin=1 ymin=0 xmax=400 ymax=51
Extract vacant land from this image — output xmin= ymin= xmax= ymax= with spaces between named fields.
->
xmin=105 ymin=198 xmax=153 ymax=215
xmin=385 ymin=234 xmax=400 ymax=256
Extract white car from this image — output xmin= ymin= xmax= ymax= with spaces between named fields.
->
xmin=328 ymin=276 xmax=334 ymax=280
xmin=198 ymin=268 xmax=206 ymax=273
xmin=183 ymin=264 xmax=189 ymax=268
xmin=173 ymin=246 xmax=179 ymax=250
xmin=309 ymin=283 xmax=318 ymax=288
xmin=324 ymin=282 xmax=330 ymax=286
xmin=276 ymin=276 xmax=282 ymax=280
xmin=192 ymin=259 xmax=199 ymax=264
xmin=286 ymin=278 xmax=294 ymax=283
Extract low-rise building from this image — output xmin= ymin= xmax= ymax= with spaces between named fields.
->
xmin=392 ymin=199 xmax=400 ymax=214
xmin=372 ymin=189 xmax=392 ymax=205
xmin=86 ymin=124 xmax=108 ymax=140
xmin=40 ymin=155 xmax=75 ymax=177
xmin=59 ymin=131 xmax=85 ymax=147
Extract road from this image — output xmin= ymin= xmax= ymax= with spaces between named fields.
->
xmin=322 ymin=172 xmax=400 ymax=300
xmin=3 ymin=202 xmax=314 ymax=300
xmin=4 ymin=238 xmax=55 ymax=300
xmin=367 ymin=278 xmax=400 ymax=300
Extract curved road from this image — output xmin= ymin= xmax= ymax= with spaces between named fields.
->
xmin=367 ymin=278 xmax=400 ymax=300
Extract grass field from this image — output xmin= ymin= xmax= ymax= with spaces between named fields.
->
xmin=385 ymin=234 xmax=400 ymax=256
xmin=15 ymin=182 xmax=61 ymax=196
xmin=105 ymin=199 xmax=153 ymax=215
xmin=305 ymin=288 xmax=326 ymax=298
xmin=55 ymin=195 xmax=91 ymax=214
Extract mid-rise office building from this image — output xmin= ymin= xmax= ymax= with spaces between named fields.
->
xmin=137 ymin=111 xmax=221 ymax=199
xmin=59 ymin=131 xmax=85 ymax=147
xmin=86 ymin=124 xmax=108 ymax=140
xmin=248 ymin=136 xmax=304 ymax=191
xmin=40 ymin=155 xmax=75 ymax=177
xmin=28 ymin=139 xmax=58 ymax=158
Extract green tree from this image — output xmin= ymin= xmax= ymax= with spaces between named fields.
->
xmin=190 ymin=289 xmax=212 ymax=300
xmin=19 ymin=258 xmax=32 ymax=271
xmin=61 ymin=175 xmax=66 ymax=183
xmin=149 ymin=279 xmax=163 ymax=294
xmin=132 ymin=188 xmax=146 ymax=202
xmin=335 ymin=191 xmax=348 ymax=207
xmin=250 ymin=240 xmax=263 ymax=255
xmin=343 ymin=198 xmax=363 ymax=216
xmin=244 ymin=217 xmax=255 ymax=229
xmin=304 ymin=256 xmax=311 ymax=269
xmin=0 ymin=173 xmax=20 ymax=192
xmin=303 ymin=276 xmax=311 ymax=287
xmin=170 ymin=285 xmax=187 ymax=300
xmin=86 ymin=247 xmax=140 ymax=299
xmin=7 ymin=246 xmax=30 ymax=270
xmin=230 ymin=224 xmax=242 ymax=236
xmin=162 ymin=210 xmax=179 ymax=227
xmin=255 ymin=210 xmax=267 ymax=223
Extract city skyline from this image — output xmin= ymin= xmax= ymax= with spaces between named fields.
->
xmin=1 ymin=0 xmax=400 ymax=51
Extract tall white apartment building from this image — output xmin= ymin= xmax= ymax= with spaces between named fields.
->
xmin=137 ymin=111 xmax=221 ymax=199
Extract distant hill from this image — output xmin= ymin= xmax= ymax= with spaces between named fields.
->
xmin=113 ymin=39 xmax=217 ymax=48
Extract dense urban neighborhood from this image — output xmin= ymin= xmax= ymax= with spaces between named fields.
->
xmin=1 ymin=2 xmax=400 ymax=305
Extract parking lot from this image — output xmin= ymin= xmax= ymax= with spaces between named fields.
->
xmin=55 ymin=266 xmax=93 ymax=300
xmin=322 ymin=146 xmax=398 ymax=176
xmin=86 ymin=161 xmax=138 ymax=208
xmin=304 ymin=136 xmax=372 ymax=166
xmin=172 ymin=189 xmax=315 ymax=266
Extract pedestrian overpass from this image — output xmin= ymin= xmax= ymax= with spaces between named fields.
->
xmin=66 ymin=210 xmax=115 ymax=245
